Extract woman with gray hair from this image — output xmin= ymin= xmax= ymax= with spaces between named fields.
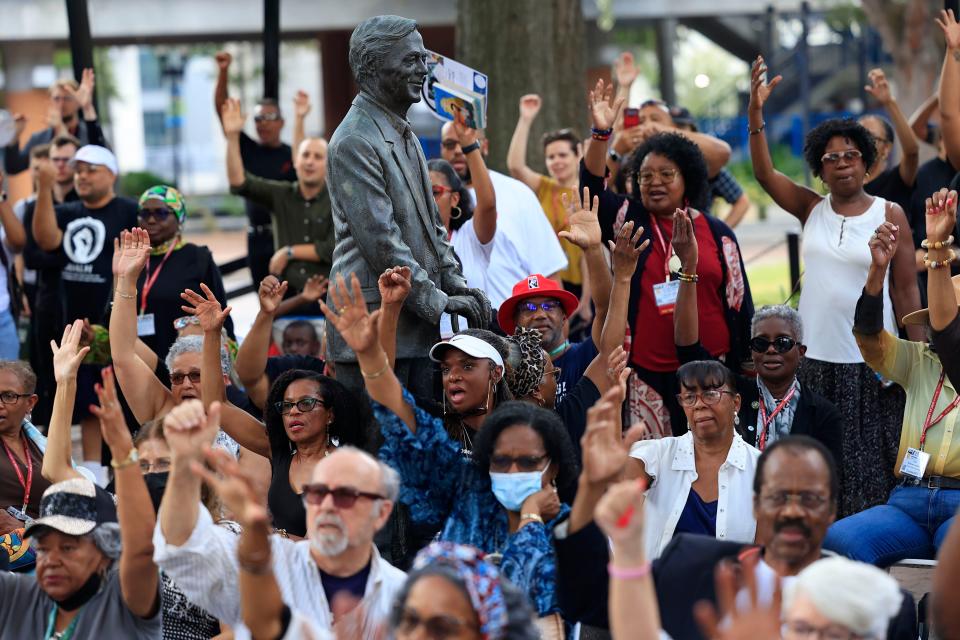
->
xmin=672 ymin=210 xmax=844 ymax=471
xmin=781 ymin=556 xmax=903 ymax=640
xmin=0 ymin=367 xmax=161 ymax=637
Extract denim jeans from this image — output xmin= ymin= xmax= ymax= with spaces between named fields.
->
xmin=0 ymin=309 xmax=19 ymax=360
xmin=823 ymin=485 xmax=960 ymax=566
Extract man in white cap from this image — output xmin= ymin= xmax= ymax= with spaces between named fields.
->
xmin=31 ymin=144 xmax=138 ymax=484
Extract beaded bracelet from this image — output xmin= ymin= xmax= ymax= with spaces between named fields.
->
xmin=591 ymin=126 xmax=613 ymax=141
xmin=924 ymin=249 xmax=957 ymax=269
xmin=607 ymin=562 xmax=652 ymax=580
xmin=677 ymin=272 xmax=699 ymax=283
xmin=921 ymin=235 xmax=954 ymax=250
xmin=748 ymin=121 xmax=766 ymax=135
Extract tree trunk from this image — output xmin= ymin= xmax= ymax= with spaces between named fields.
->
xmin=456 ymin=0 xmax=586 ymax=175
xmin=860 ymin=0 xmax=942 ymax=115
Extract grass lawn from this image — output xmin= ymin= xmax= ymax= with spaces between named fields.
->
xmin=745 ymin=261 xmax=802 ymax=307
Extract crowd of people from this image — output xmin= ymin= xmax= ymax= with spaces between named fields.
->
xmin=0 ymin=9 xmax=958 ymax=640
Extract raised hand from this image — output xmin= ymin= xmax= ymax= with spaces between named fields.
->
xmin=595 ymin=478 xmax=647 ymax=552
xmin=69 ymin=68 xmax=95 ymax=110
xmin=520 ymin=486 xmax=561 ymax=522
xmin=518 ymin=94 xmax=542 ymax=121
xmin=293 ymin=90 xmax=311 ymax=119
xmin=180 ymin=283 xmax=233 ymax=333
xmin=868 ymin=203 xmax=900 ymax=270
xmin=748 ymin=56 xmax=782 ymax=112
xmin=300 ymin=274 xmax=328 ymax=302
xmin=115 ymin=228 xmax=151 ymax=279
xmin=90 ymin=366 xmax=134 ymax=456
xmin=558 ymin=187 xmax=602 ymax=249
xmin=191 ymin=447 xmax=268 ymax=528
xmin=604 ymin=346 xmax=629 ymax=392
xmin=614 ymin=51 xmax=640 ymax=89
xmin=257 ymin=275 xmax=288 ymax=315
xmin=926 ymin=188 xmax=958 ymax=243
xmin=51 ymin=319 xmax=91 ymax=384
xmin=694 ymin=555 xmax=782 ymax=640
xmin=588 ymin=78 xmax=625 ymax=131
xmin=319 ymin=273 xmax=381 ymax=356
xmin=12 ymin=113 xmax=26 ymax=139
xmin=670 ymin=208 xmax=698 ymax=270
xmin=215 ymin=51 xmax=232 ymax=71
xmin=610 ymin=219 xmax=649 ymax=280
xmin=163 ymin=399 xmax=223 ymax=461
xmin=378 ymin=266 xmax=412 ymax=307
xmin=580 ymin=385 xmax=647 ymax=487
xmin=46 ymin=105 xmax=65 ymax=132
xmin=937 ymin=9 xmax=960 ymax=50
xmin=36 ymin=159 xmax=56 ymax=189
xmin=865 ymin=68 xmax=892 ymax=106
xmin=220 ymin=98 xmax=246 ymax=136
xmin=452 ymin=107 xmax=479 ymax=147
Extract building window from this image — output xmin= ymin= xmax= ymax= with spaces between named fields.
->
xmin=143 ymin=111 xmax=168 ymax=147
xmin=140 ymin=50 xmax=162 ymax=90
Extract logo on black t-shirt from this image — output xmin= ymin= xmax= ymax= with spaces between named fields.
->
xmin=63 ymin=216 xmax=106 ymax=265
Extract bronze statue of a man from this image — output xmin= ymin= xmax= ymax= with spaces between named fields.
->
xmin=326 ymin=15 xmax=490 ymax=396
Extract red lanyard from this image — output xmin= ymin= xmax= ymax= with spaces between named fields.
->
xmin=140 ymin=240 xmax=178 ymax=315
xmin=650 ymin=218 xmax=672 ymax=283
xmin=1 ymin=432 xmax=33 ymax=512
xmin=757 ymin=384 xmax=798 ymax=451
xmin=920 ymin=371 xmax=960 ymax=450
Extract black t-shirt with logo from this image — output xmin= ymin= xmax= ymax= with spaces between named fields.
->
xmin=55 ymin=197 xmax=139 ymax=324
xmin=239 ymin=132 xmax=296 ymax=227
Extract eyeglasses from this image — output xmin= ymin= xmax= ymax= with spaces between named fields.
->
xmin=676 ymin=389 xmax=735 ymax=407
xmin=301 ymin=483 xmax=384 ymax=508
xmin=170 ymin=371 xmax=202 ymax=385
xmin=0 ymin=391 xmax=32 ymax=405
xmin=820 ymin=149 xmax=862 ymax=164
xmin=254 ymin=113 xmax=281 ymax=122
xmin=541 ymin=366 xmax=561 ymax=384
xmin=489 ymin=454 xmax=549 ymax=473
xmin=749 ymin=336 xmax=798 ymax=354
xmin=431 ymin=184 xmax=453 ymax=197
xmin=781 ymin=620 xmax=860 ymax=640
xmin=440 ymin=139 xmax=460 ymax=150
xmin=397 ymin=608 xmax=475 ymax=640
xmin=519 ymin=300 xmax=563 ymax=314
xmin=173 ymin=316 xmax=200 ymax=331
xmin=760 ymin=491 xmax=829 ymax=510
xmin=139 ymin=458 xmax=171 ymax=474
xmin=275 ymin=397 xmax=329 ymax=415
xmin=639 ymin=169 xmax=679 ymax=185
xmin=138 ymin=206 xmax=175 ymax=221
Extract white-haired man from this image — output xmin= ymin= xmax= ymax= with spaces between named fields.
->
xmin=153 ymin=399 xmax=405 ymax=639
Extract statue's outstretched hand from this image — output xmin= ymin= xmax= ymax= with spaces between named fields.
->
xmin=445 ymin=287 xmax=491 ymax=330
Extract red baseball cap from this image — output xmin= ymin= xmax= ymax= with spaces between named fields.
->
xmin=497 ymin=274 xmax=580 ymax=335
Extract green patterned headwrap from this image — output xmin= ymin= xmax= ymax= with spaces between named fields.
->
xmin=138 ymin=185 xmax=187 ymax=224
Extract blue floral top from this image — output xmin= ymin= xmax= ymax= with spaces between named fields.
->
xmin=376 ymin=388 xmax=566 ymax=616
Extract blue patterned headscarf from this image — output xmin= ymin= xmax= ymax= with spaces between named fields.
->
xmin=412 ymin=542 xmax=508 ymax=640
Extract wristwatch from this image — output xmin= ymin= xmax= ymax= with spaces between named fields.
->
xmin=461 ymin=141 xmax=481 ymax=155
xmin=286 ymin=246 xmax=293 ymax=258
xmin=110 ymin=448 xmax=140 ymax=470
xmin=608 ymin=149 xmax=621 ymax=163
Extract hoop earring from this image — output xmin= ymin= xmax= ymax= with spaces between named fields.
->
xmin=450 ymin=205 xmax=462 ymax=220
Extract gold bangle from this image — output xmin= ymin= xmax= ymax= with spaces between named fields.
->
xmin=114 ymin=289 xmax=136 ymax=300
xmin=677 ymin=272 xmax=699 ymax=283
xmin=110 ymin=448 xmax=139 ymax=469
xmin=520 ymin=513 xmax=544 ymax=524
xmin=921 ymin=235 xmax=954 ymax=249
xmin=924 ymin=249 xmax=957 ymax=269
xmin=360 ymin=356 xmax=391 ymax=380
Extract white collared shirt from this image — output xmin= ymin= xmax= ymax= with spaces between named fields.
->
xmin=629 ymin=432 xmax=760 ymax=559
xmin=153 ymin=506 xmax=406 ymax=640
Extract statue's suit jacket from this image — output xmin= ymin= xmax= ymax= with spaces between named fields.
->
xmin=326 ymin=92 xmax=467 ymax=362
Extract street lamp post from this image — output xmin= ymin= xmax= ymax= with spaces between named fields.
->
xmin=160 ymin=50 xmax=186 ymax=188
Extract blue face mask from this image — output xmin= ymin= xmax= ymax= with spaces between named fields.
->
xmin=489 ymin=463 xmax=549 ymax=512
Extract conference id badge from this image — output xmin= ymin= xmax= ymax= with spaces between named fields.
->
xmin=899 ymin=447 xmax=930 ymax=479
xmin=137 ymin=313 xmax=156 ymax=337
xmin=653 ymin=280 xmax=680 ymax=315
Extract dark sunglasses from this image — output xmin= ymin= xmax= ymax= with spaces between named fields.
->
xmin=170 ymin=371 xmax=201 ymax=385
xmin=749 ymin=336 xmax=798 ymax=354
xmin=275 ymin=397 xmax=329 ymax=415
xmin=520 ymin=300 xmax=562 ymax=314
xmin=301 ymin=483 xmax=384 ymax=508
xmin=138 ymin=206 xmax=175 ymax=221
xmin=489 ymin=454 xmax=548 ymax=473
